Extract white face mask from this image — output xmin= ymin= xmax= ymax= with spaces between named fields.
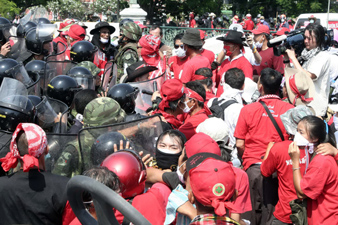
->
xmin=281 ymin=18 xmax=285 ymax=23
xmin=180 ymin=100 xmax=193 ymax=113
xmin=294 ymin=132 xmax=314 ymax=154
xmin=176 ymin=47 xmax=186 ymax=58
xmin=254 ymin=36 xmax=263 ymax=49
xmin=100 ymin=38 xmax=109 ymax=44
xmin=260 ymin=19 xmax=264 ymax=23
xmin=176 ymin=161 xmax=186 ymax=184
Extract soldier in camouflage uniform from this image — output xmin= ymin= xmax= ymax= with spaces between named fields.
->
xmin=114 ymin=22 xmax=142 ymax=79
xmin=52 ymin=97 xmax=126 ymax=177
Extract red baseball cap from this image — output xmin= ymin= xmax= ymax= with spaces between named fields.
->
xmin=275 ymin=27 xmax=290 ymax=36
xmin=252 ymin=25 xmax=270 ymax=35
xmin=58 ymin=19 xmax=75 ymax=31
xmin=159 ymin=78 xmax=188 ymax=110
xmin=189 ymin=157 xmax=236 ymax=216
xmin=68 ymin=24 xmax=86 ymax=41
xmin=199 ymin=30 xmax=206 ymax=40
xmin=185 ymin=133 xmax=221 ymax=158
xmin=135 ymin=21 xmax=147 ymax=29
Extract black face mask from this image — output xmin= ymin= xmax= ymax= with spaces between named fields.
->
xmin=155 ymin=148 xmax=181 ymax=171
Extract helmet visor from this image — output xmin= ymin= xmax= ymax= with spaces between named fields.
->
xmin=70 ymin=74 xmax=95 ymax=90
xmin=6 ymin=63 xmax=33 ymax=87
xmin=36 ymin=96 xmax=58 ymax=128
xmin=0 ymin=77 xmax=28 ymax=108
xmin=2 ymin=24 xmax=14 ymax=39
xmin=36 ymin=23 xmax=56 ymax=40
xmin=43 ymin=41 xmax=54 ymax=56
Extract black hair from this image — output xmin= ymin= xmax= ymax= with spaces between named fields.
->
xmin=169 ymin=93 xmax=186 ymax=111
xmin=150 ymin=24 xmax=163 ymax=36
xmin=260 ymin=68 xmax=282 ymax=94
xmin=83 ymin=166 xmax=121 ymax=192
xmin=186 ymin=44 xmax=202 ymax=51
xmin=305 ymin=23 xmax=326 ymax=49
xmin=218 ymin=141 xmax=232 ymax=162
xmin=174 ymin=33 xmax=184 ymax=44
xmin=186 ymin=81 xmax=206 ymax=107
xmin=17 ymin=131 xmax=28 ymax=156
xmin=224 ymin=68 xmax=245 ymax=90
xmin=299 ymin=116 xmax=336 ymax=147
xmin=74 ymin=89 xmax=97 ymax=115
xmin=195 ymin=68 xmax=213 ymax=89
xmin=156 ymin=129 xmax=187 ymax=150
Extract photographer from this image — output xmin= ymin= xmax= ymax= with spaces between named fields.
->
xmin=284 ymin=24 xmax=330 ymax=117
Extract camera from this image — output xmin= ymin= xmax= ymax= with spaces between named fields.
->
xmin=267 ymin=29 xmax=305 ymax=56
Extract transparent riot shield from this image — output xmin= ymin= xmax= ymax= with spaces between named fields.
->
xmin=128 ymin=73 xmax=166 ymax=115
xmin=5 ymin=63 xmax=33 ymax=88
xmin=0 ymin=78 xmax=28 ymax=107
xmin=78 ymin=115 xmax=163 ymax=171
xmin=47 ymin=97 xmax=69 ymax=134
xmin=7 ymin=37 xmax=32 ymax=63
xmin=45 ymin=133 xmax=80 ymax=177
xmin=42 ymin=60 xmax=76 ymax=94
xmin=27 ymin=71 xmax=41 ymax=96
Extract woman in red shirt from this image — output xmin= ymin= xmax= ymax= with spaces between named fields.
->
xmin=289 ymin=115 xmax=338 ymax=225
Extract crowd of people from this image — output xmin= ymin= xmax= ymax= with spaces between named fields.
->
xmin=0 ymin=11 xmax=337 ymax=225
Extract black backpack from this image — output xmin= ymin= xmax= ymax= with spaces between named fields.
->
xmin=209 ymin=98 xmax=237 ymax=120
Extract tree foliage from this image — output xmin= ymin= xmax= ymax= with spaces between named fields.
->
xmin=0 ymin=0 xmax=20 ymax=19
xmin=46 ymin=0 xmax=86 ymax=20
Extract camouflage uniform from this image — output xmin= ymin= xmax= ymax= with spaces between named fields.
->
xmin=52 ymin=97 xmax=126 ymax=177
xmin=114 ymin=22 xmax=142 ymax=78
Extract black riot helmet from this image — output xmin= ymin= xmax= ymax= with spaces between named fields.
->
xmin=47 ymin=75 xmax=82 ymax=106
xmin=67 ymin=66 xmax=94 ymax=90
xmin=28 ymin=95 xmax=42 ymax=106
xmin=70 ymin=41 xmax=97 ymax=63
xmin=25 ymin=24 xmax=55 ymax=56
xmin=38 ymin=18 xmax=51 ymax=24
xmin=25 ymin=60 xmax=46 ymax=77
xmin=16 ymin=21 xmax=37 ymax=38
xmin=0 ymin=17 xmax=11 ymax=43
xmin=119 ymin=18 xmax=134 ymax=28
xmin=91 ymin=131 xmax=128 ymax=166
xmin=107 ymin=83 xmax=139 ymax=114
xmin=0 ymin=58 xmax=18 ymax=84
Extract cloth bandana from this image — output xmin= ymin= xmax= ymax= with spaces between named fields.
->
xmin=0 ymin=123 xmax=47 ymax=172
xmin=186 ymin=88 xmax=212 ymax=115
xmin=298 ymin=47 xmax=321 ymax=67
xmin=289 ymin=73 xmax=313 ymax=105
xmin=139 ymin=35 xmax=161 ymax=66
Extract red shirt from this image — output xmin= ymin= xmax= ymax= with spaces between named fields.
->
xmin=200 ymin=48 xmax=215 ymax=64
xmin=234 ymin=96 xmax=294 ymax=170
xmin=205 ymin=91 xmax=216 ymax=102
xmin=179 ymin=108 xmax=209 ymax=140
xmin=93 ymin=49 xmax=109 ymax=77
xmin=252 ymin=48 xmax=284 ymax=76
xmin=244 ymin=19 xmax=255 ymax=30
xmin=189 ymin=19 xmax=196 ymax=28
xmin=231 ymin=167 xmax=252 ymax=214
xmin=115 ymin=183 xmax=171 ymax=225
xmin=180 ymin=55 xmax=211 ymax=83
xmin=300 ymin=154 xmax=338 ymax=225
xmin=168 ymin=55 xmax=189 ymax=79
xmin=216 ymin=55 xmax=253 ymax=97
xmin=261 ymin=141 xmax=307 ymax=223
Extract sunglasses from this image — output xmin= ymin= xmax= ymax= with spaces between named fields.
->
xmin=174 ymin=44 xmax=184 ymax=49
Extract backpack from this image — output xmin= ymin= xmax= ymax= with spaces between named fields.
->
xmin=209 ymin=98 xmax=237 ymax=120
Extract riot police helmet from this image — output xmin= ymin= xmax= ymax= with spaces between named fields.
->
xmin=25 ymin=24 xmax=56 ymax=55
xmin=67 ymin=66 xmax=94 ymax=90
xmin=16 ymin=21 xmax=37 ymax=38
xmin=38 ymin=18 xmax=51 ymax=25
xmin=25 ymin=60 xmax=46 ymax=77
xmin=70 ymin=41 xmax=97 ymax=63
xmin=0 ymin=17 xmax=11 ymax=43
xmin=28 ymin=95 xmax=42 ymax=106
xmin=107 ymin=83 xmax=139 ymax=114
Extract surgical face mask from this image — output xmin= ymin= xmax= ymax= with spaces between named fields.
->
xmin=180 ymin=100 xmax=193 ymax=113
xmin=100 ymin=37 xmax=109 ymax=44
xmin=281 ymin=18 xmax=285 ymax=23
xmin=176 ymin=161 xmax=186 ymax=184
xmin=260 ymin=19 xmax=264 ymax=23
xmin=176 ymin=47 xmax=186 ymax=58
xmin=294 ymin=132 xmax=315 ymax=154
xmin=309 ymin=19 xmax=314 ymax=23
xmin=254 ymin=36 xmax=263 ymax=49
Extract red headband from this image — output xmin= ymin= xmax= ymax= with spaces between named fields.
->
xmin=289 ymin=74 xmax=313 ymax=105
xmin=0 ymin=123 xmax=47 ymax=172
xmin=186 ymin=88 xmax=204 ymax=102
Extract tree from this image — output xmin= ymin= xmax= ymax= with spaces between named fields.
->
xmin=13 ymin=0 xmax=48 ymax=10
xmin=46 ymin=0 xmax=86 ymax=20
xmin=0 ymin=0 xmax=20 ymax=19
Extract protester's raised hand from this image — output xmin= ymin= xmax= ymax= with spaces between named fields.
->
xmin=0 ymin=42 xmax=11 ymax=56
xmin=113 ymin=140 xmax=131 ymax=152
xmin=139 ymin=151 xmax=153 ymax=165
xmin=288 ymin=142 xmax=300 ymax=161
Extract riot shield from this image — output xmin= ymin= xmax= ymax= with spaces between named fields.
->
xmin=128 ymin=74 xmax=165 ymax=114
xmin=78 ymin=115 xmax=163 ymax=171
xmin=45 ymin=133 xmax=80 ymax=177
xmin=101 ymin=61 xmax=113 ymax=91
xmin=48 ymin=97 xmax=69 ymax=133
xmin=7 ymin=37 xmax=32 ymax=63
xmin=42 ymin=60 xmax=76 ymax=94
xmin=26 ymin=71 xmax=41 ymax=96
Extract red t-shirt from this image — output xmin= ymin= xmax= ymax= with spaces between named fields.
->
xmin=252 ymin=48 xmax=284 ymax=76
xmin=180 ymin=55 xmax=211 ymax=83
xmin=244 ymin=19 xmax=255 ymax=30
xmin=234 ymin=96 xmax=294 ymax=170
xmin=200 ymin=48 xmax=215 ymax=64
xmin=179 ymin=108 xmax=209 ymax=140
xmin=261 ymin=141 xmax=307 ymax=223
xmin=231 ymin=167 xmax=252 ymax=214
xmin=216 ymin=55 xmax=253 ymax=97
xmin=168 ymin=55 xmax=189 ymax=79
xmin=205 ymin=91 xmax=216 ymax=102
xmin=115 ymin=183 xmax=171 ymax=225
xmin=300 ymin=154 xmax=338 ymax=225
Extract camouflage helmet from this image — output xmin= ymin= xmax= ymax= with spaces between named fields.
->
xmin=77 ymin=61 xmax=101 ymax=77
xmin=121 ymin=22 xmax=142 ymax=42
xmin=83 ymin=97 xmax=126 ymax=127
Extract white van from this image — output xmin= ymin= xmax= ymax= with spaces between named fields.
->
xmin=295 ymin=13 xmax=338 ymax=30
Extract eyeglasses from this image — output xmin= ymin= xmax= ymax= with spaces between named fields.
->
xmin=174 ymin=44 xmax=184 ymax=49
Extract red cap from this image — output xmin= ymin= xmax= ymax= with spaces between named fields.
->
xmin=59 ymin=19 xmax=75 ymax=31
xmin=68 ymin=24 xmax=86 ymax=41
xmin=159 ymin=78 xmax=187 ymax=110
xmin=185 ymin=133 xmax=221 ymax=158
xmin=199 ymin=30 xmax=206 ymax=40
xmin=252 ymin=25 xmax=270 ymax=35
xmin=189 ymin=158 xmax=236 ymax=216
xmin=135 ymin=21 xmax=147 ymax=29
xmin=276 ymin=27 xmax=290 ymax=36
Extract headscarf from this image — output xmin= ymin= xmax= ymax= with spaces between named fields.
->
xmin=139 ymin=35 xmax=161 ymax=66
xmin=0 ymin=123 xmax=47 ymax=172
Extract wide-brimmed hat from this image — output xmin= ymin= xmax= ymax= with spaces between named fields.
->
xmin=125 ymin=61 xmax=157 ymax=83
xmin=285 ymin=67 xmax=315 ymax=106
xmin=216 ymin=30 xmax=244 ymax=45
xmin=90 ymin=21 xmax=115 ymax=35
xmin=281 ymin=105 xmax=314 ymax=135
xmin=181 ymin=29 xmax=203 ymax=47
